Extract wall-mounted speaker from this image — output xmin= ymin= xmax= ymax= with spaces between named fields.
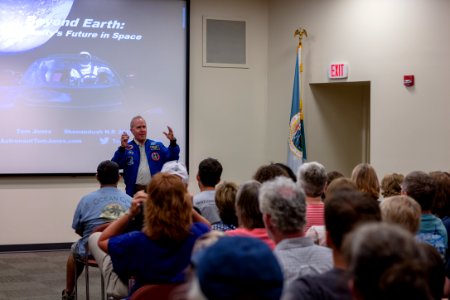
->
xmin=203 ymin=17 xmax=248 ymax=68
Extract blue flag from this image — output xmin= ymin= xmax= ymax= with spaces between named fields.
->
xmin=287 ymin=48 xmax=306 ymax=173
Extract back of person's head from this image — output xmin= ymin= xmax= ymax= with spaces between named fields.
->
xmin=429 ymin=171 xmax=450 ymax=218
xmin=259 ymin=176 xmax=306 ymax=234
xmin=215 ymin=181 xmax=239 ymax=227
xmin=191 ymin=231 xmax=226 ymax=257
xmin=325 ymin=190 xmax=381 ymax=250
xmin=324 ymin=177 xmax=357 ymax=201
xmin=297 ymin=161 xmax=327 ymax=197
xmin=418 ymin=243 xmax=445 ymax=300
xmin=143 ymin=173 xmax=192 ymax=241
xmin=327 ymin=170 xmax=345 ymax=186
xmin=381 ymin=173 xmax=404 ymax=198
xmin=161 ymin=160 xmax=189 ymax=185
xmin=273 ymin=163 xmax=297 ymax=182
xmin=253 ymin=164 xmax=289 ymax=183
xmin=380 ymin=195 xmax=421 ymax=234
xmin=343 ymin=223 xmax=433 ymax=300
xmin=235 ymin=180 xmax=264 ymax=229
xmin=402 ymin=171 xmax=436 ymax=211
xmin=96 ymin=160 xmax=120 ymax=185
xmin=198 ymin=158 xmax=222 ymax=187
xmin=351 ymin=163 xmax=380 ymax=201
xmin=192 ymin=236 xmax=283 ymax=300
xmin=322 ymin=170 xmax=345 ymax=199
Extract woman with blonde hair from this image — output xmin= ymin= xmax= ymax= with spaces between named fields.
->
xmin=89 ymin=173 xmax=210 ymax=299
xmin=380 ymin=195 xmax=421 ymax=234
xmin=212 ymin=181 xmax=239 ymax=231
xmin=351 ymin=163 xmax=380 ymax=201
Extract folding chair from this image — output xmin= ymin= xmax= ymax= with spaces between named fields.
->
xmin=74 ymin=223 xmax=111 ymax=300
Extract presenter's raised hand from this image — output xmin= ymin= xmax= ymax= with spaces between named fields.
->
xmin=120 ymin=131 xmax=129 ymax=148
xmin=163 ymin=126 xmax=176 ymax=141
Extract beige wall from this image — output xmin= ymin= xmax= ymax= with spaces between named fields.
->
xmin=188 ymin=0 xmax=270 ymax=190
xmin=1 ymin=0 xmax=450 ymax=245
xmin=268 ymin=0 xmax=450 ymax=176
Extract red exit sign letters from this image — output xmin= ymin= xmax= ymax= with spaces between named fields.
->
xmin=328 ymin=63 xmax=348 ymax=79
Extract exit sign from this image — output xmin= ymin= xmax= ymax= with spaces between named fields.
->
xmin=328 ymin=63 xmax=348 ymax=79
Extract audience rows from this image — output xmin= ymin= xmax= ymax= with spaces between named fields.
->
xmin=63 ymin=158 xmax=450 ymax=300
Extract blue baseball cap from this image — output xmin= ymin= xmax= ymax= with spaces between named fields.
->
xmin=193 ymin=236 xmax=283 ymax=300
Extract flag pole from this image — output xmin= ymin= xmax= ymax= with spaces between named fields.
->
xmin=294 ymin=28 xmax=307 ymax=123
xmin=288 ymin=28 xmax=308 ymax=171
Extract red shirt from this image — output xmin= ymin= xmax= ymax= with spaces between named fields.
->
xmin=304 ymin=203 xmax=325 ymax=233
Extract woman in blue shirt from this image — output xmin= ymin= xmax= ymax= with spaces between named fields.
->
xmin=91 ymin=173 xmax=210 ymax=299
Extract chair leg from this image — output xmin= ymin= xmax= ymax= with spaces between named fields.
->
xmin=85 ymin=261 xmax=90 ymax=300
xmin=74 ymin=261 xmax=78 ymax=300
xmin=101 ymin=273 xmax=105 ymax=300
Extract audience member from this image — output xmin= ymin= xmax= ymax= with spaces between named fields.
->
xmin=161 ymin=160 xmax=189 ymax=186
xmin=170 ymin=231 xmax=226 ymax=300
xmin=212 ymin=181 xmax=239 ymax=231
xmin=297 ymin=162 xmax=327 ymax=232
xmin=322 ymin=170 xmax=344 ymax=199
xmin=187 ymin=236 xmax=284 ymax=300
xmin=380 ymin=195 xmax=421 ymax=234
xmin=112 ymin=115 xmax=180 ymax=196
xmin=62 ymin=160 xmax=131 ymax=300
xmin=343 ymin=223 xmax=436 ymax=300
xmin=402 ymin=171 xmax=447 ymax=259
xmin=430 ymin=171 xmax=450 ymax=219
xmin=351 ymin=163 xmax=380 ymax=201
xmin=420 ymin=243 xmax=445 ymax=300
xmin=89 ymin=173 xmax=210 ymax=299
xmin=326 ymin=170 xmax=345 ymax=185
xmin=125 ymin=160 xmax=190 ymax=232
xmin=193 ymin=158 xmax=223 ymax=225
xmin=253 ymin=163 xmax=290 ymax=183
xmin=226 ymin=180 xmax=275 ymax=249
xmin=282 ymin=190 xmax=381 ymax=300
xmin=259 ymin=176 xmax=332 ymax=284
xmin=430 ymin=171 xmax=450 ymax=263
xmin=274 ymin=162 xmax=297 ymax=182
xmin=324 ymin=177 xmax=357 ymax=201
xmin=380 ymin=173 xmax=404 ymax=198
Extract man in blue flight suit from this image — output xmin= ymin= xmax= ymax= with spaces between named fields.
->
xmin=112 ymin=115 xmax=180 ymax=196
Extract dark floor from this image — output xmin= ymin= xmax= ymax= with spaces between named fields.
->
xmin=0 ymin=250 xmax=103 ymax=300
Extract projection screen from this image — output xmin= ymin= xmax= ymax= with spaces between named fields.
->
xmin=0 ymin=0 xmax=188 ymax=174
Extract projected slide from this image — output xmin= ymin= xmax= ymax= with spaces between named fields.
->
xmin=0 ymin=0 xmax=187 ymax=174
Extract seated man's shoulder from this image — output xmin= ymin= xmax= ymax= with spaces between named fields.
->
xmin=283 ymin=269 xmax=351 ymax=300
xmin=193 ymin=190 xmax=216 ymax=203
xmin=283 ymin=274 xmax=322 ymax=300
xmin=311 ymin=244 xmax=333 ymax=255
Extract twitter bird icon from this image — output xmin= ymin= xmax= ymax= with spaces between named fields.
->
xmin=99 ymin=137 xmax=109 ymax=144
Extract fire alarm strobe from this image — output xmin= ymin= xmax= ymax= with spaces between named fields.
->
xmin=404 ymin=75 xmax=414 ymax=87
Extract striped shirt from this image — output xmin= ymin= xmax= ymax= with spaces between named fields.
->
xmin=304 ymin=203 xmax=325 ymax=233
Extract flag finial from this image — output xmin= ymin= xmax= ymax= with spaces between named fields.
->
xmin=294 ymin=28 xmax=308 ymax=47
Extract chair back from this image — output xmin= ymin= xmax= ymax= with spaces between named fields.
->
xmin=130 ymin=284 xmax=181 ymax=300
